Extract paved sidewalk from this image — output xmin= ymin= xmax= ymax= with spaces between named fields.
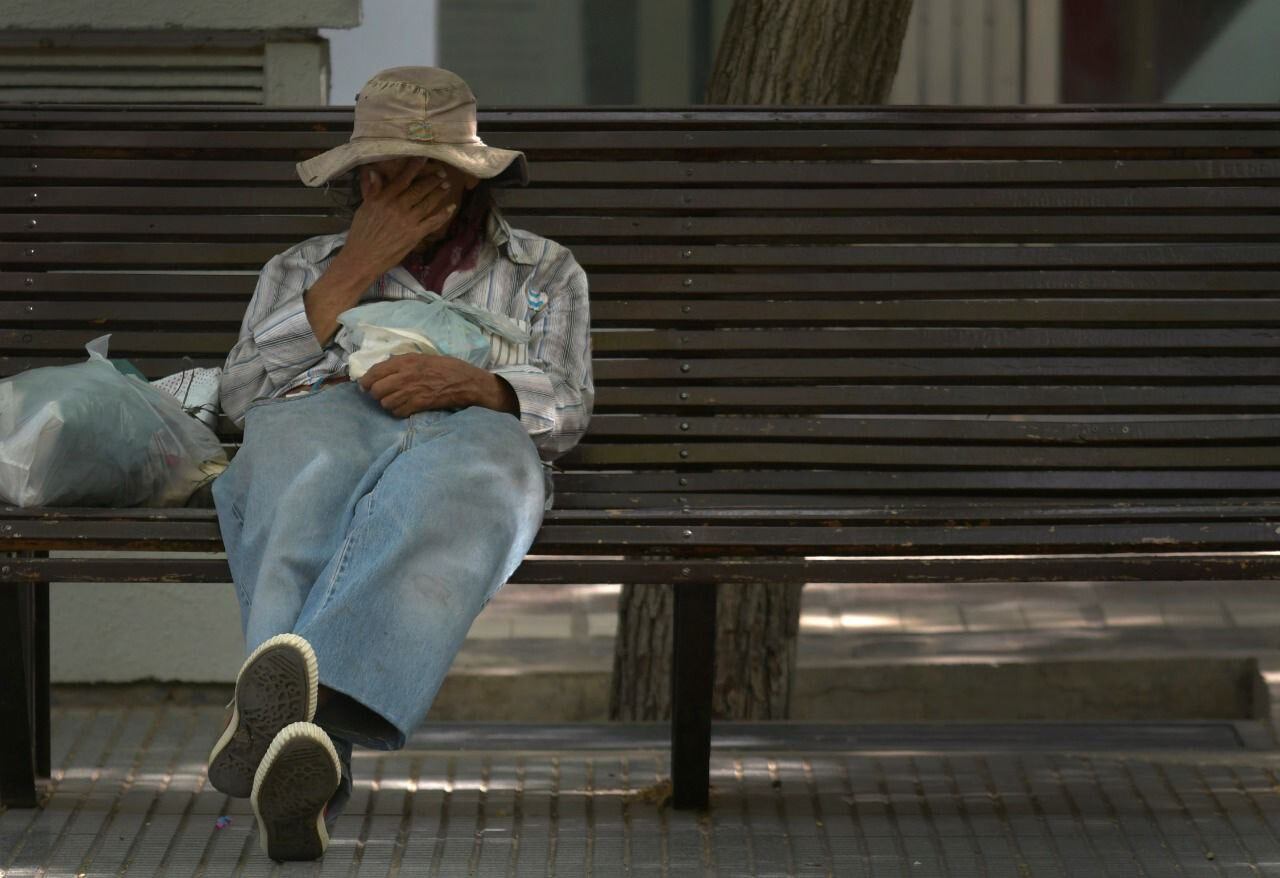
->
xmin=5 ymin=700 xmax=1280 ymax=876
xmin=458 ymin=579 xmax=1280 ymax=672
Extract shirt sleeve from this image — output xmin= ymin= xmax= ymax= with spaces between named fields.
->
xmin=489 ymin=247 xmax=594 ymax=462
xmin=218 ymin=247 xmax=328 ymax=429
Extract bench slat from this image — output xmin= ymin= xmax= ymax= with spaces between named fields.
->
xmin=10 ymin=185 xmax=1280 ymax=212
xmin=12 ymin=346 xmax=1280 ymax=384
xmin=13 ymin=126 xmax=1280 ymax=152
xmin=592 ymin=356 xmax=1280 ymax=381
xmin=6 ymin=553 xmax=1279 ymax=585
xmin=543 ymin=491 xmax=1280 ymax=509
xmin=12 ymin=496 xmax=1280 ymax=522
xmin=197 ymin=413 xmax=1280 ymax=445
xmin=10 ymin=242 xmax=1280 ymax=269
xmin=2 ymin=519 xmax=1278 ymax=554
xmin=15 ymin=213 xmax=1280 ymax=240
xmin=10 ymin=158 xmax=1280 ymax=185
xmin=549 ymin=469 xmax=1280 ymax=493
xmin=590 ymin=385 xmax=1280 ymax=411
xmin=554 ymin=444 xmax=1280 ymax=468
xmin=12 ymin=327 xmax=1280 ymax=355
xmin=12 ymin=119 xmax=1280 ymax=140
xmin=12 ymin=302 xmax=1280 ymax=329
xmin=554 ymin=415 xmax=1280 ymax=443
xmin=9 ymin=270 xmax=1280 ymax=297
xmin=10 ymin=106 xmax=1280 ymax=125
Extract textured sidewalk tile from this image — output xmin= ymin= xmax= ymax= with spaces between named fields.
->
xmin=11 ymin=700 xmax=1280 ymax=876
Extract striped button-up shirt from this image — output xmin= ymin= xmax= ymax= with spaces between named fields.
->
xmin=218 ymin=204 xmax=594 ymax=510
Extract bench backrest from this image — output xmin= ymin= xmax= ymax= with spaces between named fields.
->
xmin=5 ymin=106 xmax=1280 ymax=509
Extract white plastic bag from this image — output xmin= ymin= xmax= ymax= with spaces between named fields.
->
xmin=0 ymin=335 xmax=229 ymax=507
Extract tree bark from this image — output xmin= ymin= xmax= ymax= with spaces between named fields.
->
xmin=706 ymin=0 xmax=913 ymax=105
xmin=609 ymin=0 xmax=914 ymax=723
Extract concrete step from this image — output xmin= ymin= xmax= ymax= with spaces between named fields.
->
xmin=52 ymin=654 xmax=1272 ymax=727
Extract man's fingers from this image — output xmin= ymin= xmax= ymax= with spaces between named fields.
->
xmin=380 ymin=389 xmax=412 ymax=413
xmin=404 ymin=179 xmax=449 ymax=221
xmin=386 ymin=158 xmax=419 ymax=195
xmin=360 ymin=352 xmax=408 ymax=387
xmin=362 ymin=371 xmax=388 ymax=395
xmin=417 ymin=204 xmax=457 ymax=235
xmin=367 ymin=372 xmax=407 ymax=400
xmin=381 ymin=157 xmax=427 ymax=198
xmin=413 ymin=177 xmax=456 ymax=220
xmin=358 ymin=167 xmax=381 ymax=201
xmin=359 ymin=364 xmax=392 ymax=392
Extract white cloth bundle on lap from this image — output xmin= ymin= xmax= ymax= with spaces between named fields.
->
xmin=334 ymin=289 xmax=531 ymax=380
xmin=340 ymin=324 xmax=442 ymax=381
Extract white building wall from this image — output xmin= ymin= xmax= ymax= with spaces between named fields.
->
xmin=320 ymin=0 xmax=439 ymax=106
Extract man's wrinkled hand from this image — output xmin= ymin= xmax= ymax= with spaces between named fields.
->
xmin=357 ymin=353 xmax=483 ymax=418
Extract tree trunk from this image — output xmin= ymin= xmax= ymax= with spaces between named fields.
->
xmin=609 ymin=0 xmax=914 ymax=722
xmin=707 ymin=0 xmax=913 ymax=104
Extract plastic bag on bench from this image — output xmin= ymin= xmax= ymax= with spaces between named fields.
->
xmin=0 ymin=335 xmax=229 ymax=507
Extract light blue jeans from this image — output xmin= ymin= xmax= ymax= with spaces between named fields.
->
xmin=211 ymin=380 xmax=546 ymax=759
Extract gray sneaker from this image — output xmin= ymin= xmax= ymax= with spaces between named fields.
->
xmin=251 ymin=721 xmax=343 ymax=862
xmin=207 ymin=633 xmax=318 ymax=799
xmin=322 ymin=733 xmax=354 ymax=837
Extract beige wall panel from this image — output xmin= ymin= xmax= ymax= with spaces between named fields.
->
xmin=989 ymin=0 xmax=1022 ymax=103
xmin=0 ymin=0 xmax=359 ymax=30
xmin=888 ymin=0 xmax=923 ymax=104
xmin=922 ymin=0 xmax=954 ymax=103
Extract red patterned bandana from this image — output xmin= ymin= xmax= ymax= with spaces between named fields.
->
xmin=400 ymin=187 xmax=490 ymax=294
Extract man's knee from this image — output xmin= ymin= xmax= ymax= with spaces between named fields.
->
xmin=453 ymin=405 xmax=534 ymax=450
xmin=449 ymin=405 xmax=541 ymax=478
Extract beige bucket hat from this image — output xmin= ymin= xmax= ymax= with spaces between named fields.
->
xmin=296 ymin=66 xmax=529 ymax=188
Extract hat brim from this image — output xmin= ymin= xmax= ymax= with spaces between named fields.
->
xmin=296 ymin=138 xmax=529 ymax=188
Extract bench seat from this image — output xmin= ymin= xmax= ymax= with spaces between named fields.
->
xmin=7 ymin=500 xmax=1280 ymax=570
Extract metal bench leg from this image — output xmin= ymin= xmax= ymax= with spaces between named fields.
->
xmin=33 ymin=575 xmax=51 ymax=779
xmin=671 ymin=579 xmax=716 ymax=810
xmin=0 ymin=557 xmax=41 ymax=807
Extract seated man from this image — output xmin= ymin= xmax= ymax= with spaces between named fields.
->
xmin=205 ymin=66 xmax=593 ymax=862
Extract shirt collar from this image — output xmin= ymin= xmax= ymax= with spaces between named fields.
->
xmin=315 ymin=200 xmax=537 ymax=266
xmin=486 ymin=203 xmax=538 ymax=265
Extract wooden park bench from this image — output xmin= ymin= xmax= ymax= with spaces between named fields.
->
xmin=4 ymin=104 xmax=1280 ymax=810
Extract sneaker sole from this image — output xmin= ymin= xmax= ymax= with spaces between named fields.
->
xmin=251 ymin=721 xmax=340 ymax=862
xmin=207 ymin=633 xmax=318 ymax=798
